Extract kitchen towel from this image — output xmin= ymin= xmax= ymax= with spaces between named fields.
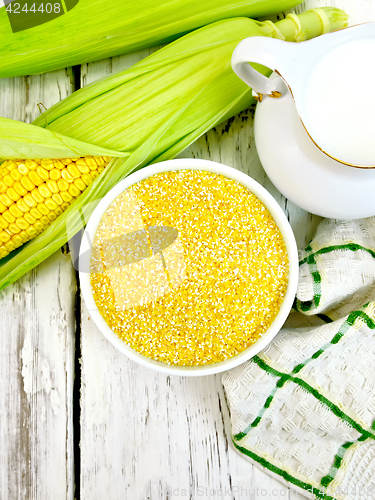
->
xmin=223 ymin=217 xmax=375 ymax=500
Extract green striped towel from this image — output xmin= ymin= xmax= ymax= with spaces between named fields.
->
xmin=223 ymin=218 xmax=375 ymax=500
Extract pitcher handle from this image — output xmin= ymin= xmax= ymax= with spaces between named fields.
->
xmin=231 ymin=37 xmax=296 ymax=98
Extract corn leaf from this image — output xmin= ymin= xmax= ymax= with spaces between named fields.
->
xmin=0 ymin=117 xmax=129 ymax=159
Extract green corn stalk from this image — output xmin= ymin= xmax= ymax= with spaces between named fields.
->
xmin=0 ymin=7 xmax=348 ymax=290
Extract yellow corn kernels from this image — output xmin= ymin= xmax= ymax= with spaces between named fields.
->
xmin=0 ymin=156 xmax=111 ymax=259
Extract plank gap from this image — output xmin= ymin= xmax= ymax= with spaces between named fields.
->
xmin=73 ymin=270 xmax=82 ymax=500
xmin=71 ymin=63 xmax=82 ymax=500
xmin=72 ymin=65 xmax=82 ymax=93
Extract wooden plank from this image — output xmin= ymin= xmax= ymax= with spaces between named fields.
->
xmin=80 ymin=316 xmax=255 ymax=499
xmin=79 ymin=1 xmax=372 ymax=498
xmin=0 ymin=69 xmax=76 ymax=500
xmin=79 ymin=51 xmax=308 ymax=500
xmin=79 ymin=110 xmax=308 ymax=499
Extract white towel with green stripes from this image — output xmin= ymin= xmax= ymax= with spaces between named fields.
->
xmin=223 ymin=218 xmax=375 ymax=500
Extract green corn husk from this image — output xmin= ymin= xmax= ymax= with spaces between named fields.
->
xmin=0 ymin=7 xmax=348 ymax=290
xmin=0 ymin=0 xmax=305 ymax=78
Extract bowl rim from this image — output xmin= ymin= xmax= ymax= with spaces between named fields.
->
xmin=79 ymin=158 xmax=299 ymax=376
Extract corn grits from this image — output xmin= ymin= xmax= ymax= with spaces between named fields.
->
xmin=90 ymin=170 xmax=289 ymax=366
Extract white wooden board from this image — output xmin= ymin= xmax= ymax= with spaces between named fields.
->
xmin=0 ymin=71 xmax=76 ymax=500
xmin=79 ymin=1 xmax=375 ymax=499
xmin=1 ymin=0 xmax=374 ymax=498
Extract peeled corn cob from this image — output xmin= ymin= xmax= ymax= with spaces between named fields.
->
xmin=0 ymin=8 xmax=349 ymax=290
xmin=0 ymin=157 xmax=110 ymax=258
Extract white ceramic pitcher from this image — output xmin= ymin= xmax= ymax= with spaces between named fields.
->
xmin=231 ymin=23 xmax=375 ymax=219
xmin=232 ymin=23 xmax=375 ymax=169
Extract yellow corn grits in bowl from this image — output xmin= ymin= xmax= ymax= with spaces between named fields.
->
xmin=89 ymin=167 xmax=290 ymax=367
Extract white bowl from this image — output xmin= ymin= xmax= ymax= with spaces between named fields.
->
xmin=79 ymin=158 xmax=298 ymax=376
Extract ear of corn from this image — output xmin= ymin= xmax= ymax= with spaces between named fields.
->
xmin=0 ymin=8 xmax=349 ymax=290
xmin=0 ymin=0 xmax=305 ymax=78
xmin=33 ymin=8 xmax=348 ymax=153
